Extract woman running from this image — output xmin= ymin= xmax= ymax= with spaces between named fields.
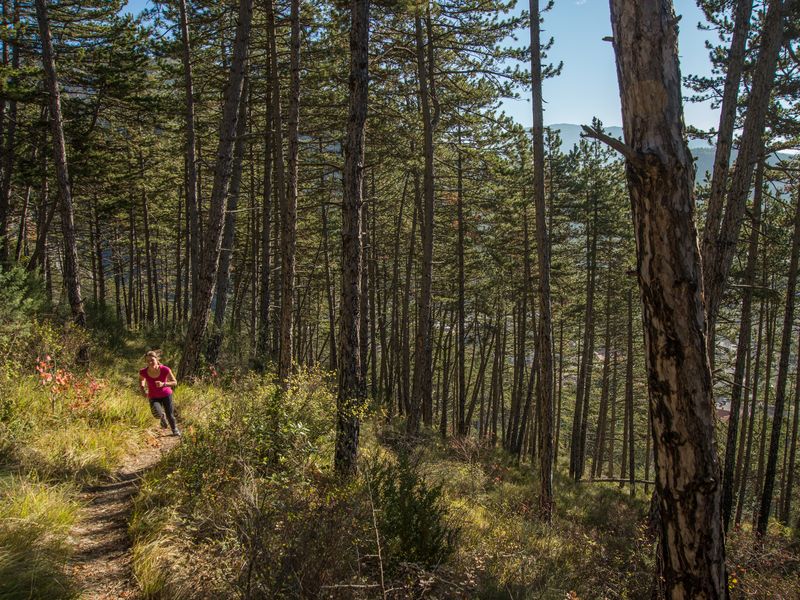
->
xmin=139 ymin=350 xmax=181 ymax=437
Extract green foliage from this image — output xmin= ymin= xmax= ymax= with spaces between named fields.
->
xmin=130 ymin=370 xmax=369 ymax=598
xmin=367 ymin=451 xmax=459 ymax=569
xmin=0 ymin=265 xmax=47 ymax=366
xmin=85 ymin=301 xmax=130 ymax=353
xmin=0 ymin=264 xmax=45 ymax=324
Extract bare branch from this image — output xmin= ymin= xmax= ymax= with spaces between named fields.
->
xmin=580 ymin=124 xmax=641 ymax=165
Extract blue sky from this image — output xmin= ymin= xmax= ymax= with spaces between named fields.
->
xmin=501 ymin=0 xmax=718 ymax=130
xmin=122 ymin=0 xmax=720 ymax=130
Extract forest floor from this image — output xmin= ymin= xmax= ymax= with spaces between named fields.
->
xmin=67 ymin=428 xmax=180 ymax=600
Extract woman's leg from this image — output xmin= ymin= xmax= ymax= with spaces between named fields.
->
xmin=162 ymin=395 xmax=178 ymax=433
xmin=150 ymin=400 xmax=168 ymax=427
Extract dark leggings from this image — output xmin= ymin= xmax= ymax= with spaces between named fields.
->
xmin=150 ymin=395 xmax=177 ymax=431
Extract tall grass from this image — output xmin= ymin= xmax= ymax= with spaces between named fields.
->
xmin=0 ymin=476 xmax=79 ymax=600
xmin=0 ymin=342 xmax=204 ymax=599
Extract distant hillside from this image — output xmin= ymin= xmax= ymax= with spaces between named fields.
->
xmin=546 ymin=123 xmax=790 ymax=185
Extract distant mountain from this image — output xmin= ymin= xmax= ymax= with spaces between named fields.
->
xmin=545 ymin=123 xmax=790 ymax=185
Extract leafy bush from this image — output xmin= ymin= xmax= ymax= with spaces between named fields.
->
xmin=0 ymin=265 xmax=48 ymax=369
xmin=367 ymin=452 xmax=459 ymax=570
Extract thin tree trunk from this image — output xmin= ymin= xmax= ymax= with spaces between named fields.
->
xmin=721 ymin=157 xmax=762 ymax=531
xmin=278 ymin=0 xmax=301 ymax=385
xmin=555 ymin=318 xmax=564 ymax=465
xmin=400 ymin=192 xmax=418 ymax=417
xmin=753 ymin=299 xmax=778 ymax=527
xmin=409 ymin=5 xmax=438 ymax=435
xmin=571 ymin=204 xmax=597 ymax=480
xmin=780 ymin=329 xmax=800 ymax=522
xmin=322 ymin=199 xmax=337 ymax=371
xmin=756 ymin=190 xmax=800 ymax=537
xmin=177 ymin=0 xmax=201 ymax=306
xmin=257 ymin=38 xmax=273 ymax=365
xmin=700 ymin=0 xmax=753 ymax=290
xmin=34 ymin=0 xmax=85 ymax=329
xmin=178 ymin=0 xmax=253 ymax=378
xmin=93 ymin=198 xmax=105 ymax=307
xmin=593 ymin=273 xmax=613 ymax=480
xmin=703 ymin=0 xmax=786 ymax=338
xmin=607 ymin=350 xmax=618 ymax=478
xmin=456 ymin=140 xmax=467 ymax=436
xmin=208 ymin=82 xmax=249 ymax=364
xmin=360 ymin=199 xmax=371 ymax=396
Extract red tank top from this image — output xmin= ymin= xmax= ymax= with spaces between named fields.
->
xmin=139 ymin=365 xmax=173 ymax=399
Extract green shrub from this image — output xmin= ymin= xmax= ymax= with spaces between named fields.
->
xmin=367 ymin=452 xmax=459 ymax=570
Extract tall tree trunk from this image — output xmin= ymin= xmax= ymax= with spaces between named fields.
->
xmin=756 ymin=191 xmax=800 ymax=537
xmin=360 ymin=199 xmax=371 ymax=395
xmin=780 ymin=329 xmax=800 ymax=523
xmin=208 ymin=83 xmax=249 ymax=364
xmin=0 ymin=0 xmax=19 ymax=266
xmin=178 ymin=0 xmax=201 ymax=306
xmin=322 ymin=199 xmax=337 ymax=371
xmin=266 ymin=0 xmax=286 ymax=365
xmin=400 ymin=192 xmax=418 ymax=416
xmin=571 ymin=204 xmax=597 ymax=480
xmin=456 ymin=140 xmax=467 ymax=436
xmin=530 ymin=0 xmax=554 ymax=522
xmin=141 ymin=158 xmax=155 ymax=324
xmin=601 ymin=1 xmax=727 ymax=594
xmin=257 ymin=36 xmax=273 ymax=365
xmin=753 ymin=299 xmax=777 ymax=526
xmin=34 ymin=0 xmax=85 ymax=329
xmin=278 ymin=0 xmax=301 ymax=385
xmin=607 ymin=349 xmax=619 ymax=478
xmin=703 ymin=0 xmax=786 ymax=339
xmin=409 ymin=5 xmax=438 ymax=435
xmin=721 ymin=157 xmax=762 ymax=531
xmin=621 ymin=288 xmax=635 ymax=494
xmin=335 ymin=0 xmax=368 ymax=476
xmin=174 ymin=188 xmax=183 ymax=325
xmin=555 ymin=319 xmax=564 ymax=465
xmin=0 ymin=0 xmax=18 ymax=266
xmin=93 ymin=199 xmax=105 ymax=307
xmin=593 ymin=273 xmax=613 ymax=480
xmin=178 ymin=0 xmax=253 ymax=378
xmin=700 ymin=0 xmax=753 ymax=285
xmin=734 ymin=302 xmax=761 ymax=526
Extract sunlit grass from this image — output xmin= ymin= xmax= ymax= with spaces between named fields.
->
xmin=0 ymin=476 xmax=80 ymax=600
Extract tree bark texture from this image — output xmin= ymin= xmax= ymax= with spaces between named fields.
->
xmin=607 ymin=1 xmax=726 ymax=596
xmin=335 ymin=0 xmax=369 ymax=477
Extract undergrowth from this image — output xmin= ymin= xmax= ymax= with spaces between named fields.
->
xmin=0 ymin=476 xmax=80 ymax=599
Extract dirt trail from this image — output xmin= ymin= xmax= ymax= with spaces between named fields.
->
xmin=68 ymin=429 xmax=180 ymax=600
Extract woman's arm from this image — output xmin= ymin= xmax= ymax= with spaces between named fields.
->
xmin=139 ymin=374 xmax=148 ymax=397
xmin=164 ymin=368 xmax=178 ymax=388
